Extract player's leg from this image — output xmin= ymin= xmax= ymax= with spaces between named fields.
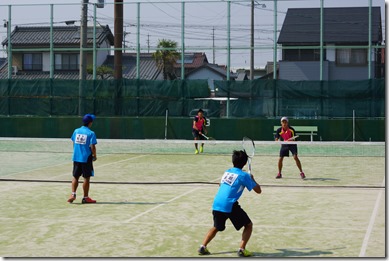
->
xmin=193 ymin=130 xmax=200 ymax=154
xmin=290 ymin=145 xmax=305 ymax=179
xmin=229 ymin=202 xmax=254 ymax=257
xmin=81 ymin=158 xmax=96 ymax=203
xmin=276 ymin=156 xmax=284 ymax=178
xmin=198 ymin=210 xmax=227 ymax=255
xmin=277 ymin=145 xmax=289 ymax=178
xmin=68 ymin=162 xmax=82 ymax=203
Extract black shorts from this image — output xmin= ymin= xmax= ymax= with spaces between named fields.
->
xmin=280 ymin=144 xmax=298 ymax=157
xmin=212 ymin=202 xmax=251 ymax=231
xmin=192 ymin=129 xmax=205 ymax=139
xmin=73 ymin=155 xmax=94 ymax=178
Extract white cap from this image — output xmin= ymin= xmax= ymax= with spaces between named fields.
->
xmin=280 ymin=116 xmax=288 ymax=123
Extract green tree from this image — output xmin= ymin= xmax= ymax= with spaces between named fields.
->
xmin=87 ymin=65 xmax=114 ymax=79
xmin=152 ymin=39 xmax=180 ymax=80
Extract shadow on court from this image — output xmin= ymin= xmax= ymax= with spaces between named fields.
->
xmin=96 ymin=201 xmax=167 ymax=205
xmin=69 ymin=201 xmax=167 ymax=205
xmin=304 ymin=177 xmax=340 ymax=181
xmin=253 ymin=248 xmax=333 ymax=257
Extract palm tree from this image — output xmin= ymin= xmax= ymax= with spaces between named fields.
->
xmin=153 ymin=39 xmax=180 ymax=80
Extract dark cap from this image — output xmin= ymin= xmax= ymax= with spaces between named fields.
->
xmin=82 ymin=114 xmax=96 ymax=124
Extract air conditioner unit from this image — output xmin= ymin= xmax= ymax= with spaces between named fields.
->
xmin=96 ymin=0 xmax=104 ymax=8
xmin=12 ymin=65 xmax=18 ymax=75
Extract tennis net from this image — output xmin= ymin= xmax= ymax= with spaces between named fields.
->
xmin=0 ymin=138 xmax=384 ymax=157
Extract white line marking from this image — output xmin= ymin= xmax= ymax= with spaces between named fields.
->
xmin=124 ymin=177 xmax=220 ymax=223
xmin=359 ymin=178 xmax=385 ymax=257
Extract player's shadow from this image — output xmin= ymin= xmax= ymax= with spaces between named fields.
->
xmin=95 ymin=201 xmax=167 ymax=205
xmin=253 ymin=248 xmax=333 ymax=257
xmin=304 ymin=177 xmax=339 ymax=181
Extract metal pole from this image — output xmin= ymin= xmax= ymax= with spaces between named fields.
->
xmin=272 ymin=0 xmax=277 ymax=79
xmin=136 ymin=2 xmax=140 ymax=79
xmin=79 ymin=0 xmax=88 ymax=116
xmin=353 ymin=109 xmax=355 ymax=142
xmin=226 ymin=0 xmax=231 ymax=118
xmin=181 ymin=2 xmax=185 ymax=80
xmin=164 ymin=108 xmax=168 ymax=139
xmin=250 ymin=0 xmax=254 ymax=80
xmin=92 ymin=3 xmax=97 ymax=80
xmin=368 ymin=0 xmax=372 ymax=79
xmin=7 ymin=5 xmax=12 ymax=80
xmin=114 ymin=0 xmax=123 ymax=79
xmin=50 ymin=4 xmax=54 ymax=79
xmin=319 ymin=0 xmax=323 ymax=80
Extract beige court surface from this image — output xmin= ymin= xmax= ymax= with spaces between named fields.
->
xmin=0 ymin=139 xmax=385 ymax=257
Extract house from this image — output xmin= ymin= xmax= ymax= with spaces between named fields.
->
xmin=102 ymin=52 xmax=219 ymax=81
xmin=186 ymin=63 xmax=236 ymax=92
xmin=0 ymin=25 xmax=114 ymax=79
xmin=277 ymin=7 xmax=383 ymax=80
xmin=102 ymin=53 xmax=164 ymax=80
xmin=173 ymin=52 xmax=209 ymax=78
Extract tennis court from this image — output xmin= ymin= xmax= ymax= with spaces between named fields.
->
xmin=0 ymin=138 xmax=385 ymax=257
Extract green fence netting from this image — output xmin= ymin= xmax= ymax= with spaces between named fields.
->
xmin=0 ymin=78 xmax=384 ymax=118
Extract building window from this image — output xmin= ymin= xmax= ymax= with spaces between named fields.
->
xmin=55 ymin=53 xmax=79 ymax=70
xmin=23 ymin=53 xmax=42 ymax=71
xmin=283 ymin=48 xmax=323 ymax=61
xmin=336 ymin=48 xmax=367 ymax=66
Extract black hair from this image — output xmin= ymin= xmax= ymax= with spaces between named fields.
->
xmin=232 ymin=150 xmax=248 ymax=169
xmin=198 ymin=109 xmax=204 ymax=113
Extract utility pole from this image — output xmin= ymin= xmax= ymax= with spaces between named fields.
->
xmin=250 ymin=0 xmax=254 ymax=80
xmin=79 ymin=0 xmax=88 ymax=116
xmin=114 ymin=0 xmax=123 ymax=79
xmin=147 ymin=34 xmax=150 ymax=53
xmin=212 ymin=27 xmax=215 ymax=64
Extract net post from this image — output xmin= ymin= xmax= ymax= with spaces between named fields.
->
xmin=164 ymin=108 xmax=168 ymax=140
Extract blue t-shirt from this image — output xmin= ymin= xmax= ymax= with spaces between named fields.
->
xmin=71 ymin=126 xmax=97 ymax=163
xmin=212 ymin=167 xmax=257 ymax=213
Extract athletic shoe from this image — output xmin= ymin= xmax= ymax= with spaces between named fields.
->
xmin=198 ymin=245 xmax=211 ymax=255
xmin=67 ymin=194 xmax=76 ymax=203
xmin=276 ymin=173 xmax=282 ymax=179
xmin=82 ymin=197 xmax=96 ymax=204
xmin=200 ymin=146 xmax=204 ymax=153
xmin=238 ymin=248 xmax=253 ymax=257
xmin=195 ymin=149 xmax=199 ymax=154
xmin=300 ymin=172 xmax=306 ymax=179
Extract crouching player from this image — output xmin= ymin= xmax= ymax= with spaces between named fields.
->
xmin=198 ymin=150 xmax=261 ymax=257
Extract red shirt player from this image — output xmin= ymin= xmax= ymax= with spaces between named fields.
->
xmin=274 ymin=117 xmax=305 ymax=179
xmin=192 ymin=109 xmax=207 ymax=154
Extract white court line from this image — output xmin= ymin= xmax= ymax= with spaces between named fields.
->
xmin=51 ymin=154 xmax=147 ymax=179
xmin=359 ymin=178 xmax=385 ymax=257
xmin=124 ymin=177 xmax=220 ymax=223
xmin=1 ymin=154 xmax=145 ymax=180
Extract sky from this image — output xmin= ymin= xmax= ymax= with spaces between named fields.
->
xmin=0 ymin=0 xmax=386 ymax=70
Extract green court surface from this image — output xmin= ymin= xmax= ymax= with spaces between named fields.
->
xmin=0 ymin=138 xmax=385 ymax=257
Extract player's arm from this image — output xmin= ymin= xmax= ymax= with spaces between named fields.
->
xmin=250 ymin=174 xmax=262 ymax=194
xmin=90 ymin=144 xmax=97 ymax=161
xmin=274 ymin=130 xmax=280 ymax=141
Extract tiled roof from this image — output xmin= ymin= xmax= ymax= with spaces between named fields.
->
xmin=102 ymin=53 xmax=163 ymax=80
xmin=278 ymin=7 xmax=382 ymax=44
xmin=174 ymin=52 xmax=208 ymax=69
xmin=2 ymin=25 xmax=114 ymax=47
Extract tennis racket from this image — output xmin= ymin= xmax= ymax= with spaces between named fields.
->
xmin=286 ymin=135 xmax=299 ymax=141
xmin=242 ymin=136 xmax=255 ymax=174
xmin=200 ymin=133 xmax=216 ymax=145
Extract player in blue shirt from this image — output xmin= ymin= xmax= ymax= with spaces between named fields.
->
xmin=198 ymin=150 xmax=261 ymax=257
xmin=67 ymin=114 xmax=98 ymax=204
